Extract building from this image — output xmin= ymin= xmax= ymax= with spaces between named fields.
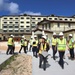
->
xmin=0 ymin=14 xmax=75 ymax=41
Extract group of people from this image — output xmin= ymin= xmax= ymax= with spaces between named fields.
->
xmin=6 ymin=32 xmax=75 ymax=69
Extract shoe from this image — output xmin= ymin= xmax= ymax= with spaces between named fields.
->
xmin=39 ymin=65 xmax=41 ymax=68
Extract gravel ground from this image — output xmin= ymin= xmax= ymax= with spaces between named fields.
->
xmin=0 ymin=54 xmax=32 ymax=75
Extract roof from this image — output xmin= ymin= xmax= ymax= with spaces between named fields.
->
xmin=37 ymin=19 xmax=75 ymax=25
xmin=32 ymin=27 xmax=53 ymax=33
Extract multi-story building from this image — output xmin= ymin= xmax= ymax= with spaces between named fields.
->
xmin=0 ymin=14 xmax=75 ymax=41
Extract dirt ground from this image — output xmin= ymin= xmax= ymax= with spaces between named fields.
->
xmin=0 ymin=54 xmax=32 ymax=75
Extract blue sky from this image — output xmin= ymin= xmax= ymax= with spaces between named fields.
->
xmin=0 ymin=0 xmax=75 ymax=16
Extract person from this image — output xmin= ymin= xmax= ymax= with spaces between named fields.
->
xmin=29 ymin=36 xmax=33 ymax=52
xmin=38 ymin=35 xmax=49 ymax=68
xmin=6 ymin=35 xmax=14 ymax=55
xmin=32 ymin=35 xmax=38 ymax=58
xmin=24 ymin=38 xmax=28 ymax=53
xmin=57 ymin=32 xmax=66 ymax=69
xmin=68 ymin=34 xmax=74 ymax=60
xmin=51 ymin=32 xmax=57 ymax=60
xmin=19 ymin=36 xmax=26 ymax=53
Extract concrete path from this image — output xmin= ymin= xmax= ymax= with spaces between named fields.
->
xmin=0 ymin=50 xmax=12 ymax=65
xmin=0 ymin=50 xmax=75 ymax=75
xmin=31 ymin=50 xmax=75 ymax=75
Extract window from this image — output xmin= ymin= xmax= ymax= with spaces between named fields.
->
xmin=32 ymin=26 xmax=35 ymax=28
xmin=45 ymin=25 xmax=47 ymax=29
xmin=9 ymin=22 xmax=13 ymax=23
xmin=15 ymin=26 xmax=19 ymax=28
xmin=10 ymin=18 xmax=13 ymax=19
xmin=15 ymin=22 xmax=18 ymax=23
xmin=15 ymin=18 xmax=19 ymax=19
xmin=3 ymin=26 xmax=7 ymax=28
xmin=3 ymin=30 xmax=7 ymax=32
xmin=4 ymin=18 xmax=7 ymax=19
xmin=26 ymin=17 xmax=30 ymax=19
xmin=20 ymin=30 xmax=24 ymax=32
xmin=21 ymin=17 xmax=24 ymax=19
xmin=49 ymin=24 xmax=51 ymax=29
xmin=49 ymin=18 xmax=52 ymax=20
xmin=26 ymin=26 xmax=29 ymax=28
xmin=68 ymin=23 xmax=71 ymax=27
xmin=9 ymin=30 xmax=13 ymax=32
xmin=20 ymin=26 xmax=24 ymax=28
xmin=26 ymin=30 xmax=30 ymax=32
xmin=32 ymin=22 xmax=35 ymax=24
xmin=32 ymin=18 xmax=35 ymax=19
xmin=21 ymin=21 xmax=24 ymax=23
xmin=55 ymin=18 xmax=57 ymax=20
xmin=15 ymin=30 xmax=18 ymax=32
xmin=42 ymin=25 xmax=44 ymax=29
xmin=9 ymin=26 xmax=13 ymax=28
xmin=70 ymin=19 xmax=72 ymax=21
xmin=59 ymin=19 xmax=62 ymax=20
xmin=57 ymin=23 xmax=60 ymax=27
xmin=38 ymin=18 xmax=41 ymax=20
xmin=4 ymin=22 xmax=7 ymax=23
xmin=26 ymin=22 xmax=30 ymax=23
xmin=65 ymin=19 xmax=67 ymax=21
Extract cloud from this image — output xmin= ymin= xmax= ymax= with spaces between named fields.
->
xmin=8 ymin=2 xmax=20 ymax=14
xmin=21 ymin=11 xmax=41 ymax=15
xmin=0 ymin=0 xmax=20 ymax=14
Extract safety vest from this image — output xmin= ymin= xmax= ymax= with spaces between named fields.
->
xmin=39 ymin=43 xmax=47 ymax=54
xmin=8 ymin=38 xmax=13 ymax=45
xmin=46 ymin=38 xmax=50 ymax=44
xmin=32 ymin=40 xmax=38 ymax=47
xmin=57 ymin=38 xmax=66 ymax=51
xmin=30 ymin=39 xmax=33 ymax=45
xmin=20 ymin=39 xmax=24 ymax=46
xmin=24 ymin=41 xmax=27 ymax=46
xmin=52 ymin=37 xmax=57 ymax=45
xmin=69 ymin=38 xmax=74 ymax=48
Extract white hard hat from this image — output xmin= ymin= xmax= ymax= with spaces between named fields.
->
xmin=31 ymin=36 xmax=33 ymax=38
xmin=22 ymin=36 xmax=25 ymax=38
xmin=46 ymin=34 xmax=48 ymax=36
xmin=53 ymin=32 xmax=56 ymax=35
xmin=69 ymin=34 xmax=72 ymax=37
xmin=59 ymin=32 xmax=63 ymax=36
xmin=34 ymin=35 xmax=37 ymax=37
xmin=42 ymin=35 xmax=46 ymax=39
xmin=10 ymin=35 xmax=14 ymax=37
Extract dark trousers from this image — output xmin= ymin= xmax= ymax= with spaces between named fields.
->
xmin=69 ymin=48 xmax=74 ymax=58
xmin=39 ymin=54 xmax=44 ymax=67
xmin=32 ymin=46 xmax=38 ymax=57
xmin=29 ymin=45 xmax=32 ymax=51
xmin=19 ymin=46 xmax=27 ymax=53
xmin=6 ymin=45 xmax=13 ymax=54
xmin=52 ymin=45 xmax=57 ymax=59
xmin=9 ymin=46 xmax=15 ymax=54
xmin=59 ymin=51 xmax=65 ymax=68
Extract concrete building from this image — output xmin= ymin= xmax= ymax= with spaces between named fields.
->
xmin=0 ymin=14 xmax=75 ymax=41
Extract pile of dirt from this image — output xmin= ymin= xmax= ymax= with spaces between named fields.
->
xmin=0 ymin=54 xmax=32 ymax=75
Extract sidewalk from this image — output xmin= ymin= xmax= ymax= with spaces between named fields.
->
xmin=32 ymin=50 xmax=75 ymax=75
xmin=0 ymin=50 xmax=12 ymax=65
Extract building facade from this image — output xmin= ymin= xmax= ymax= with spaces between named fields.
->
xmin=0 ymin=14 xmax=75 ymax=40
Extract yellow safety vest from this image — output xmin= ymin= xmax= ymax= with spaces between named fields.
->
xmin=69 ymin=38 xmax=74 ymax=48
xmin=24 ymin=41 xmax=27 ymax=46
xmin=57 ymin=38 xmax=66 ymax=51
xmin=52 ymin=37 xmax=57 ymax=45
xmin=46 ymin=38 xmax=50 ymax=44
xmin=32 ymin=40 xmax=38 ymax=47
xmin=20 ymin=39 xmax=24 ymax=46
xmin=39 ymin=43 xmax=47 ymax=54
xmin=8 ymin=38 xmax=13 ymax=45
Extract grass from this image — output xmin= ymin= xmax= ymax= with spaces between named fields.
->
xmin=0 ymin=55 xmax=18 ymax=71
